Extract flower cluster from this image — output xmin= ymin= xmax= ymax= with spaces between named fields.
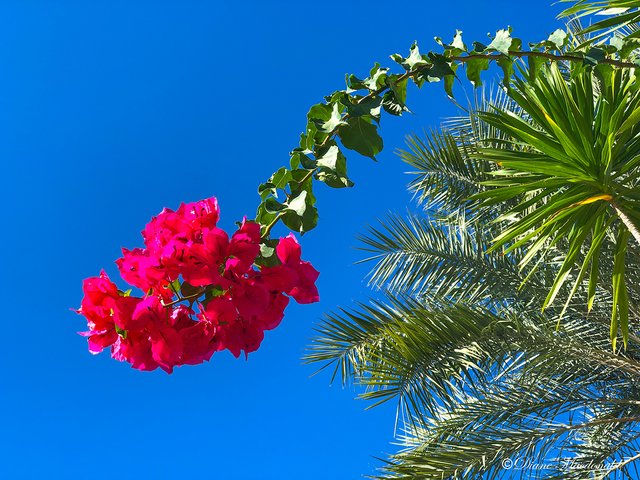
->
xmin=77 ymin=197 xmax=319 ymax=373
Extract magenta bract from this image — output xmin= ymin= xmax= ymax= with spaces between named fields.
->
xmin=76 ymin=197 xmax=319 ymax=373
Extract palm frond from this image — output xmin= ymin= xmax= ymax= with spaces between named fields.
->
xmin=358 ymin=213 xmax=546 ymax=307
xmin=399 ymin=88 xmax=521 ymax=219
xmin=560 ymin=1 xmax=640 ymax=42
xmin=474 ymin=62 xmax=640 ymax=343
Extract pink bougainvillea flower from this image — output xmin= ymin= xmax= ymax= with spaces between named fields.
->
xmin=142 ymin=208 xmax=186 ymax=253
xmin=179 ymin=319 xmax=218 ymax=365
xmin=112 ymin=331 xmax=159 ymax=372
xmin=77 ymin=271 xmax=120 ymax=353
xmin=225 ymin=219 xmax=261 ymax=276
xmin=77 ymin=196 xmax=320 ymax=373
xmin=276 ymin=234 xmax=320 ymax=304
xmin=231 ymin=278 xmax=272 ymax=319
xmin=258 ymin=291 xmax=290 ymax=331
xmin=217 ymin=318 xmax=265 ymax=359
xmin=177 ymin=197 xmax=220 ymax=232
xmin=112 ymin=295 xmax=144 ymax=331
xmin=150 ymin=325 xmax=184 ymax=373
xmin=262 ymin=234 xmax=320 ymax=304
xmin=79 ymin=328 xmax=119 ymax=355
xmin=130 ymin=296 xmax=167 ymax=328
xmin=287 ymin=261 xmax=320 ymax=304
xmin=116 ymin=248 xmax=169 ymax=294
xmin=78 ymin=270 xmax=119 ymax=321
xmin=200 ymin=296 xmax=238 ymax=327
xmin=180 ymin=228 xmax=229 ymax=287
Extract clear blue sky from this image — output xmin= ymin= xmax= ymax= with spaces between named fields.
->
xmin=1 ymin=1 xmax=559 ymax=478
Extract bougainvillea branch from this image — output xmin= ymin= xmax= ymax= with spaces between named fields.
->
xmin=253 ymin=25 xmax=640 ymax=247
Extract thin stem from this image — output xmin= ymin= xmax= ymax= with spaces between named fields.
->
xmin=451 ymin=50 xmax=637 ymax=69
xmin=261 ymin=212 xmax=285 ymax=239
xmin=162 ymin=287 xmax=207 ymax=308
xmin=299 ymin=167 xmax=317 ymax=185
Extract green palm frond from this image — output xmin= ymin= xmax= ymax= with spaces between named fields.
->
xmin=400 ymin=88 xmax=520 ymax=218
xmin=413 ymin=314 xmax=640 ymax=476
xmin=560 ymin=1 xmax=640 ymax=41
xmin=358 ymin=213 xmax=546 ymax=306
xmin=306 ymin=298 xmax=501 ymax=418
xmin=474 ymin=62 xmax=640 ymax=345
xmin=440 ymin=87 xmax=522 ymax=147
xmin=308 ymin=110 xmax=640 ymax=474
xmin=308 ymin=291 xmax=640 ymax=477
xmin=401 ymin=131 xmax=488 ymax=215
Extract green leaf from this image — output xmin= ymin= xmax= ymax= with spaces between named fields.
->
xmin=315 ymin=144 xmax=354 ymax=188
xmin=451 ymin=29 xmax=466 ymax=52
xmin=271 ymin=167 xmax=292 ymax=189
xmin=488 ymin=28 xmax=513 ymax=55
xmin=288 ymin=167 xmax=316 ymax=195
xmin=115 ymin=325 xmax=127 ymax=339
xmin=422 ymin=53 xmax=455 ymax=83
xmin=365 ymin=64 xmax=389 ymax=90
xmin=548 ymin=29 xmax=567 ymax=50
xmin=584 ymin=47 xmax=606 ymax=66
xmin=338 ymin=116 xmax=384 ymax=159
xmin=347 ymin=63 xmax=389 ymax=92
xmin=259 ymin=242 xmax=275 ymax=258
xmin=169 ymin=280 xmax=181 ymax=294
xmin=436 ymin=30 xmax=467 ymax=57
xmin=470 ymin=40 xmax=485 ymax=53
xmin=258 ymin=182 xmax=276 ymax=200
xmin=528 ymin=55 xmax=544 ymax=81
xmin=303 ymin=119 xmax=328 ymax=147
xmin=444 ymin=63 xmax=458 ymax=97
xmin=321 ymin=102 xmax=347 ymax=133
xmin=307 ymin=102 xmax=347 ymax=134
xmin=391 ymin=43 xmax=428 ymax=71
xmin=255 ymin=202 xmax=277 ymax=228
xmin=465 ymin=57 xmax=490 ymax=87
xmin=255 ymin=239 xmax=280 ymax=267
xmin=345 ymin=95 xmax=383 ymax=119
xmin=389 ymin=75 xmax=407 ymax=104
xmin=282 ymin=203 xmax=318 ymax=233
xmin=382 ymin=76 xmax=409 ymax=116
xmin=497 ymin=56 xmax=514 ymax=87
xmin=612 ymin=226 xmax=631 ymax=349
xmin=259 ymin=167 xmax=293 ymax=200
xmin=290 ymin=150 xmax=316 ymax=169
xmin=288 ymin=190 xmax=308 ymax=216
xmin=265 ymin=197 xmax=287 ymax=213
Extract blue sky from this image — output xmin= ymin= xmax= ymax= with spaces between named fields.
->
xmin=1 ymin=1 xmax=560 ymax=478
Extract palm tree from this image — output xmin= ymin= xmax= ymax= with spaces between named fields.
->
xmin=305 ymin=78 xmax=640 ymax=478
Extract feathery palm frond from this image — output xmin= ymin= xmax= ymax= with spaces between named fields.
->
xmin=308 ymin=287 xmax=640 ymax=478
xmin=400 ymin=88 xmax=520 ymax=219
xmin=357 ymin=213 xmax=547 ymax=307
